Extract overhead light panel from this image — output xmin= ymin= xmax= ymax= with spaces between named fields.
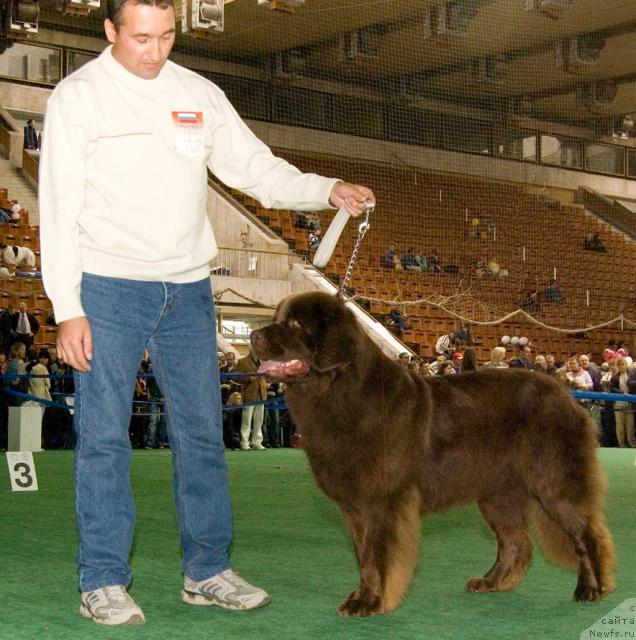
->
xmin=580 ymin=80 xmax=618 ymax=110
xmin=523 ymin=0 xmax=573 ymax=18
xmin=181 ymin=0 xmax=223 ymax=35
xmin=7 ymin=0 xmax=39 ymax=34
xmin=467 ymin=55 xmax=508 ymax=85
xmin=56 ymin=0 xmax=99 ymax=16
xmin=555 ymin=34 xmax=605 ymax=73
xmin=258 ymin=0 xmax=304 ymax=13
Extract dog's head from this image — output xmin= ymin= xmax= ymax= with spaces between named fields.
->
xmin=251 ymin=292 xmax=359 ymax=382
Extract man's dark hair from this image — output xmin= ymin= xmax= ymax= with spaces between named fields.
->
xmin=106 ymin=0 xmax=174 ymax=29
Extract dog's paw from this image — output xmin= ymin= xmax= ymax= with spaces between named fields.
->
xmin=338 ymin=590 xmax=383 ymax=617
xmin=573 ymin=584 xmax=602 ymax=602
xmin=465 ymin=577 xmax=496 ymax=593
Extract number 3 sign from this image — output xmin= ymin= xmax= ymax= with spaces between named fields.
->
xmin=6 ymin=452 xmax=39 ymax=492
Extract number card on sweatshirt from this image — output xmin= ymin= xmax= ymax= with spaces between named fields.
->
xmin=172 ymin=111 xmax=204 ymax=155
xmin=6 ymin=451 xmax=39 ymax=492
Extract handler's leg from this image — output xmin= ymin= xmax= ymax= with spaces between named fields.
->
xmin=147 ymin=279 xmax=269 ymax=611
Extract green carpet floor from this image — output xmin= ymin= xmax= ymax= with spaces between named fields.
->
xmin=0 ymin=448 xmax=633 ymax=640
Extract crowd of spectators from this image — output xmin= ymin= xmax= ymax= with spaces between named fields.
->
xmin=396 ymin=334 xmax=636 ymax=448
xmin=381 ymin=245 xmax=443 ymax=273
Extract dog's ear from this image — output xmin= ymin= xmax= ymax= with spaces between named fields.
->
xmin=311 ymin=308 xmax=358 ymax=373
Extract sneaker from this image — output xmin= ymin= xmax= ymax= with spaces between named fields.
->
xmin=250 ymin=444 xmax=266 ymax=451
xmin=181 ymin=570 xmax=270 ymax=611
xmin=80 ymin=585 xmax=145 ymax=626
xmin=239 ymin=443 xmax=250 ymax=451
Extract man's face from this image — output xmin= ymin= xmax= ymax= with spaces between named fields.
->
xmin=226 ymin=352 xmax=235 ymax=364
xmin=105 ymin=2 xmax=176 ymax=80
xmin=546 ymin=354 xmax=555 ymax=366
xmin=18 ymin=303 xmax=27 ymax=313
xmin=579 ymin=355 xmax=590 ymax=369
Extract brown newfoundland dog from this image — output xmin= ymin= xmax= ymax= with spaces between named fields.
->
xmin=250 ymin=291 xmax=616 ymax=617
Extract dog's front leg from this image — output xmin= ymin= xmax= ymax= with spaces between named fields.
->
xmin=338 ymin=487 xmax=421 ymax=617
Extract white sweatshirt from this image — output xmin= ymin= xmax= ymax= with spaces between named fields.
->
xmin=39 ymin=46 xmax=339 ymax=323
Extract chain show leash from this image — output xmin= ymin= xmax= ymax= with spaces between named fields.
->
xmin=337 ymin=200 xmax=374 ymax=300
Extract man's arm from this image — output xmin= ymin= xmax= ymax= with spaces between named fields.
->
xmin=206 ymin=89 xmax=374 ymax=215
xmin=39 ymin=92 xmax=93 ymax=372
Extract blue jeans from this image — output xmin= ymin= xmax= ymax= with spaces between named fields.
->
xmin=75 ymin=273 xmax=232 ymax=591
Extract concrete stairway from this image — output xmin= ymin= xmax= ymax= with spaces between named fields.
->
xmin=0 ymin=155 xmax=39 ymax=224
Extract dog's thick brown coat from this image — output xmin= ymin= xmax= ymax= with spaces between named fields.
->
xmin=251 ymin=292 xmax=616 ymax=616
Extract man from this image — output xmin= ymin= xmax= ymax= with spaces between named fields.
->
xmin=565 ymin=356 xmax=593 ymax=389
xmin=23 ymin=118 xmax=39 ymax=150
xmin=509 ymin=344 xmax=533 ymax=369
xmin=434 ymin=331 xmax=455 ymax=359
xmin=580 ymin=353 xmax=603 ymax=430
xmin=234 ymin=350 xmax=268 ymax=451
xmin=39 ymin=0 xmax=375 ymax=627
xmin=10 ymin=302 xmax=40 ymax=351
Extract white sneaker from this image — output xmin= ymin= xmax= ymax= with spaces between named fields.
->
xmin=239 ymin=443 xmax=250 ymax=451
xmin=80 ymin=585 xmax=145 ymax=626
xmin=250 ymin=444 xmax=266 ymax=450
xmin=181 ymin=569 xmax=270 ymax=611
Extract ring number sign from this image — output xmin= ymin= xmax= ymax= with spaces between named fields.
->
xmin=6 ymin=452 xmax=39 ymax=492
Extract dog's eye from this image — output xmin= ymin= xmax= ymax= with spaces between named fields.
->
xmin=287 ymin=319 xmax=302 ymax=330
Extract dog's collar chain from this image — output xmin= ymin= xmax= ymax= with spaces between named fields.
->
xmin=337 ymin=201 xmax=374 ymax=300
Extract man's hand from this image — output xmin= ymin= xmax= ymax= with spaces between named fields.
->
xmin=329 ymin=182 xmax=375 ymax=217
xmin=57 ymin=316 xmax=93 ymax=372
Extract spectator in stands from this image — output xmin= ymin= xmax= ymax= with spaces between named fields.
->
xmin=472 ymin=251 xmax=487 ymax=278
xmin=381 ymin=245 xmax=397 ymax=269
xmin=580 ymin=353 xmax=603 ymax=431
xmin=509 ymin=344 xmax=533 ymax=369
xmin=565 ymin=356 xmax=593 ymax=391
xmin=454 ymin=324 xmax=472 ymax=347
xmin=235 ymin=350 xmax=268 ymax=451
xmin=23 ymin=119 xmax=39 ymax=151
xmin=130 ymin=360 xmax=151 ymax=448
xmin=1 ymin=244 xmax=37 ymax=272
xmin=451 ymin=351 xmax=463 ymax=373
xmin=427 ymin=355 xmax=445 ymax=375
xmin=414 ymin=250 xmax=429 ymax=271
xmin=584 ymin=232 xmax=607 ymax=253
xmin=434 ymin=331 xmax=456 ymax=359
xmin=10 ymin=302 xmax=39 ymax=351
xmin=461 ymin=348 xmax=477 ymax=372
xmin=609 ymin=358 xmax=636 ymax=447
xmin=482 ymin=346 xmax=508 ymax=369
xmin=264 ymin=382 xmax=283 ymax=448
xmin=145 ymin=360 xmax=166 ymax=449
xmin=24 ymin=348 xmax=52 ymax=406
xmin=387 ymin=307 xmax=410 ymax=337
xmin=0 ymin=306 xmax=12 ymax=354
xmin=402 ymin=248 xmax=422 ymax=272
xmin=427 ymin=252 xmax=443 ymax=273
xmin=520 ymin=286 xmax=540 ymax=313
xmin=0 ymin=207 xmax=12 ymax=224
xmin=308 ymin=229 xmax=321 ymax=252
xmin=39 ymin=0 xmax=376 ymax=622
xmin=7 ymin=341 xmax=27 ymax=405
xmin=437 ymin=361 xmax=455 ymax=376
xmin=543 ymin=279 xmax=565 ymax=304
xmin=397 ymin=352 xmax=411 ymax=368
xmin=545 ymin=353 xmax=557 ymax=376
xmin=533 ymin=354 xmax=547 ymax=372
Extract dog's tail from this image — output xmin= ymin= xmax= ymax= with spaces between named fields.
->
xmin=531 ymin=502 xmax=577 ymax=567
xmin=532 ymin=502 xmax=616 ymax=593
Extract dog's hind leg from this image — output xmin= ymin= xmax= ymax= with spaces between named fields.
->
xmin=338 ymin=487 xmax=422 ymax=617
xmin=466 ymin=488 xmax=533 ymax=594
xmin=534 ymin=498 xmax=615 ymax=602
